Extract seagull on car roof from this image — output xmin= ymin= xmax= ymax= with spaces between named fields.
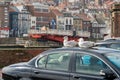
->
xmin=63 ymin=36 xmax=77 ymax=47
xmin=78 ymin=38 xmax=95 ymax=48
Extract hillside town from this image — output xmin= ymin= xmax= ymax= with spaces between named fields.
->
xmin=0 ymin=0 xmax=115 ymax=39
xmin=1 ymin=0 xmax=120 ymax=80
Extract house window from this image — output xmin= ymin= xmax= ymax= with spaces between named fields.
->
xmin=42 ymin=9 xmax=48 ymax=12
xmin=32 ymin=21 xmax=35 ymax=24
xmin=66 ymin=19 xmax=68 ymax=25
xmin=70 ymin=19 xmax=72 ymax=24
xmin=75 ymin=53 xmax=108 ymax=75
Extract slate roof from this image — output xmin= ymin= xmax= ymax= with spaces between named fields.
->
xmin=95 ymin=17 xmax=105 ymax=24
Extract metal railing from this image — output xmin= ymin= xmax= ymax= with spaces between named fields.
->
xmin=28 ymin=29 xmax=90 ymax=37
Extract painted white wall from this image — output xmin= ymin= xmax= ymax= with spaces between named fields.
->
xmin=64 ymin=17 xmax=73 ymax=30
xmin=31 ymin=16 xmax=36 ymax=29
xmin=56 ymin=16 xmax=65 ymax=30
xmin=0 ymin=29 xmax=9 ymax=38
xmin=69 ymin=0 xmax=79 ymax=2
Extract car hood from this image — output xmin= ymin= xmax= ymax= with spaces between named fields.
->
xmin=8 ymin=62 xmax=28 ymax=67
xmin=2 ymin=62 xmax=28 ymax=72
xmin=2 ymin=62 xmax=32 ymax=76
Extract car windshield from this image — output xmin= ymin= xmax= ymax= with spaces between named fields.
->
xmin=104 ymin=53 xmax=120 ymax=69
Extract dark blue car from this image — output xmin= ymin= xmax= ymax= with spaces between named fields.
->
xmin=2 ymin=47 xmax=120 ymax=80
xmin=95 ymin=38 xmax=120 ymax=50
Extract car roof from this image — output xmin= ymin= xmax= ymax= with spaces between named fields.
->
xmin=95 ymin=42 xmax=120 ymax=45
xmin=95 ymin=39 xmax=120 ymax=45
xmin=28 ymin=47 xmax=120 ymax=65
xmin=40 ymin=47 xmax=120 ymax=55
xmin=89 ymin=47 xmax=120 ymax=53
xmin=96 ymin=38 xmax=120 ymax=43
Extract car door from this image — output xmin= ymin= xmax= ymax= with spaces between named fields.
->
xmin=31 ymin=51 xmax=72 ymax=80
xmin=70 ymin=52 xmax=114 ymax=80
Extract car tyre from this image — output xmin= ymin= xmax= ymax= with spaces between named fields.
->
xmin=19 ymin=78 xmax=32 ymax=80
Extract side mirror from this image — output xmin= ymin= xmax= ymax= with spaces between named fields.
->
xmin=100 ymin=69 xmax=116 ymax=79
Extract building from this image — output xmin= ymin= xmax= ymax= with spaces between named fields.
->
xmin=111 ymin=3 xmax=120 ymax=37
xmin=73 ymin=16 xmax=82 ymax=31
xmin=30 ymin=16 xmax=36 ymax=29
xmin=18 ymin=6 xmax=31 ymax=37
xmin=77 ymin=13 xmax=91 ymax=32
xmin=9 ymin=3 xmax=31 ymax=37
xmin=91 ymin=17 xmax=106 ymax=39
xmin=95 ymin=0 xmax=104 ymax=6
xmin=0 ymin=2 xmax=10 ymax=38
xmin=51 ymin=9 xmax=64 ymax=30
xmin=9 ymin=12 xmax=18 ymax=37
xmin=26 ymin=3 xmax=53 ymax=30
xmin=63 ymin=12 xmax=73 ymax=30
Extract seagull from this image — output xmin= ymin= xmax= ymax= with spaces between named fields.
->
xmin=78 ymin=38 xmax=94 ymax=48
xmin=63 ymin=36 xmax=77 ymax=47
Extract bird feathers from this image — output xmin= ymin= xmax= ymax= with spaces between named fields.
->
xmin=63 ymin=36 xmax=77 ymax=47
xmin=63 ymin=37 xmax=94 ymax=48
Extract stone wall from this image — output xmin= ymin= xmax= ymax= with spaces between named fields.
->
xmin=0 ymin=38 xmax=16 ymax=44
xmin=0 ymin=49 xmax=46 ymax=68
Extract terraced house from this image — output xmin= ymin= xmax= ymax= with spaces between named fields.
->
xmin=0 ymin=2 xmax=10 ymax=38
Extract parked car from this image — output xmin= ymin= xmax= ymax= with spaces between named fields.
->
xmin=2 ymin=46 xmax=120 ymax=80
xmin=100 ymin=38 xmax=120 ymax=42
xmin=95 ymin=38 xmax=120 ymax=50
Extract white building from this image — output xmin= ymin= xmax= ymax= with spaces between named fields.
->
xmin=63 ymin=12 xmax=73 ymax=30
xmin=0 ymin=28 xmax=9 ymax=38
xmin=51 ymin=9 xmax=64 ymax=30
xmin=91 ymin=18 xmax=106 ymax=39
xmin=56 ymin=15 xmax=64 ymax=30
xmin=18 ymin=6 xmax=31 ymax=37
xmin=31 ymin=16 xmax=36 ymax=29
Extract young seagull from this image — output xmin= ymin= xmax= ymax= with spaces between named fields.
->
xmin=78 ymin=38 xmax=94 ymax=48
xmin=63 ymin=36 xmax=77 ymax=47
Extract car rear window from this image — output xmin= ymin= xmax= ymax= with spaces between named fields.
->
xmin=104 ymin=53 xmax=120 ymax=69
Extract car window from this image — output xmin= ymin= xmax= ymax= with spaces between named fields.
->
xmin=105 ymin=53 xmax=120 ymax=69
xmin=46 ymin=52 xmax=71 ymax=71
xmin=37 ymin=56 xmax=47 ymax=68
xmin=76 ymin=53 xmax=108 ymax=75
xmin=110 ymin=43 xmax=120 ymax=50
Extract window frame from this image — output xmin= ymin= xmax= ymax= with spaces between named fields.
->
xmin=72 ymin=51 xmax=112 ymax=75
xmin=35 ymin=50 xmax=73 ymax=72
xmin=36 ymin=55 xmax=47 ymax=69
xmin=46 ymin=52 xmax=71 ymax=71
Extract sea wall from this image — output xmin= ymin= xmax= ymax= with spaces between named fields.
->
xmin=0 ymin=49 xmax=49 ymax=68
